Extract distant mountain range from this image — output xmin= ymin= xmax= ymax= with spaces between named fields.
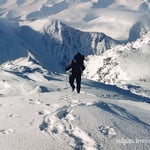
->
xmin=0 ymin=0 xmax=150 ymax=83
xmin=0 ymin=0 xmax=149 ymax=39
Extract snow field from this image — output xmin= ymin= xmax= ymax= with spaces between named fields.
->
xmin=0 ymin=67 xmax=150 ymax=150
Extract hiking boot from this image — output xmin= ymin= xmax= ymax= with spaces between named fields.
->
xmin=72 ymin=85 xmax=75 ymax=91
xmin=77 ymin=88 xmax=80 ymax=93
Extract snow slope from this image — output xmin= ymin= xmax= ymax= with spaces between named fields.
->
xmin=84 ymin=30 xmax=150 ymax=82
xmin=0 ymin=57 xmax=150 ymax=150
xmin=84 ymin=30 xmax=150 ymax=97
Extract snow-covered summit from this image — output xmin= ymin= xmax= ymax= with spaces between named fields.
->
xmin=0 ymin=18 xmax=118 ymax=72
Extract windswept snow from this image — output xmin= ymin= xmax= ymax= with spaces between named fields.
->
xmin=0 ymin=57 xmax=150 ymax=150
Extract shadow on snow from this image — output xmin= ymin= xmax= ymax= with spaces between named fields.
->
xmin=94 ymin=101 xmax=150 ymax=129
xmin=83 ymin=79 xmax=150 ymax=103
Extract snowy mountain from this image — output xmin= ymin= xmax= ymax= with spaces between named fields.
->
xmin=84 ymin=30 xmax=150 ymax=83
xmin=84 ymin=30 xmax=150 ymax=98
xmin=0 ymin=18 xmax=118 ymax=72
xmin=0 ymin=0 xmax=149 ymax=71
xmin=0 ymin=0 xmax=150 ymax=150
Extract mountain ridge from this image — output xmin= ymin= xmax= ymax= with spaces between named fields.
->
xmin=0 ymin=0 xmax=149 ymax=85
xmin=0 ymin=19 xmax=118 ymax=72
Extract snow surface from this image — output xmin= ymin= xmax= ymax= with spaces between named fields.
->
xmin=0 ymin=57 xmax=150 ymax=150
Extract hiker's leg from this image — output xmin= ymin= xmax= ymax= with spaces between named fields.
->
xmin=69 ymin=74 xmax=75 ymax=91
xmin=76 ymin=74 xmax=81 ymax=93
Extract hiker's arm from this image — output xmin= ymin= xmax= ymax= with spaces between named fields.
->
xmin=65 ymin=60 xmax=74 ymax=71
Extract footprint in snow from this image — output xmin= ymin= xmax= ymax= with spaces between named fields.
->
xmin=0 ymin=129 xmax=14 ymax=135
xmin=99 ymin=125 xmax=117 ymax=138
xmin=56 ymin=108 xmax=68 ymax=119
xmin=8 ymin=113 xmax=20 ymax=118
xmin=28 ymin=98 xmax=42 ymax=105
xmin=45 ymin=103 xmax=50 ymax=106
xmin=38 ymin=110 xmax=50 ymax=115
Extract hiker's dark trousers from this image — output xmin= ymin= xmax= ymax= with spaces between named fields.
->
xmin=69 ymin=73 xmax=81 ymax=93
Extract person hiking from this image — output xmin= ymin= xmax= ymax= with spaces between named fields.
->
xmin=65 ymin=52 xmax=85 ymax=93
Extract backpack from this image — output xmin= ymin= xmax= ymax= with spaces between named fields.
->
xmin=73 ymin=53 xmax=85 ymax=71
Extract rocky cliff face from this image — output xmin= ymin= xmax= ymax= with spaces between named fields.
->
xmin=0 ymin=19 xmax=117 ymax=72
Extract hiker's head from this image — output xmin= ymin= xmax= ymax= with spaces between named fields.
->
xmin=76 ymin=52 xmax=81 ymax=56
